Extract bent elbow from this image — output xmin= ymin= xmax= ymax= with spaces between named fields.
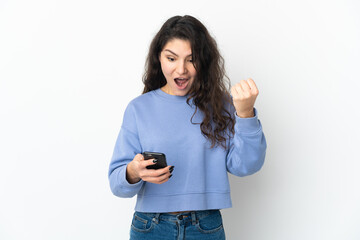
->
xmin=109 ymin=183 xmax=137 ymax=198
xmin=244 ymin=137 xmax=267 ymax=176
xmin=108 ymin=169 xmax=139 ymax=198
xmin=232 ymin=149 xmax=266 ymax=177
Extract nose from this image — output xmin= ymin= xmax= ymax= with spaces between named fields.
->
xmin=176 ymin=61 xmax=187 ymax=75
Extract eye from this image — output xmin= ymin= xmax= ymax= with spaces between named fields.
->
xmin=188 ymin=59 xmax=193 ymax=63
xmin=167 ymin=57 xmax=175 ymax=62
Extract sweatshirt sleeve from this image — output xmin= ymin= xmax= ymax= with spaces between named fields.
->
xmin=226 ymin=108 xmax=267 ymax=177
xmin=108 ymin=103 xmax=144 ymax=198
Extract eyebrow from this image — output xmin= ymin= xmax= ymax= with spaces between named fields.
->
xmin=164 ymin=49 xmax=192 ymax=57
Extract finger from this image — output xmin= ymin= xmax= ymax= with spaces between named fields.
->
xmin=141 ymin=166 xmax=173 ymax=183
xmin=240 ymin=80 xmax=251 ymax=94
xmin=158 ymin=172 xmax=172 ymax=182
xmin=231 ymin=85 xmax=240 ymax=98
xmin=134 ymin=153 xmax=145 ymax=161
xmin=151 ymin=166 xmax=173 ymax=177
xmin=231 ymin=83 xmax=242 ymax=95
xmin=142 ymin=171 xmax=169 ymax=182
xmin=141 ymin=158 xmax=157 ymax=169
xmin=139 ymin=164 xmax=169 ymax=179
xmin=230 ymin=85 xmax=236 ymax=97
xmin=143 ymin=172 xmax=172 ymax=184
xmin=247 ymin=78 xmax=259 ymax=94
xmin=234 ymin=84 xmax=244 ymax=99
xmin=158 ymin=174 xmax=172 ymax=184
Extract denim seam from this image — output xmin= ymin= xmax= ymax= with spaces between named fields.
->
xmin=196 ymin=223 xmax=224 ymax=234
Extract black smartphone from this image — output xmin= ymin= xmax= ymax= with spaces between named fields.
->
xmin=143 ymin=151 xmax=167 ymax=170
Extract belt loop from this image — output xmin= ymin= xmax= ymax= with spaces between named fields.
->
xmin=152 ymin=213 xmax=161 ymax=224
xmin=191 ymin=211 xmax=197 ymax=225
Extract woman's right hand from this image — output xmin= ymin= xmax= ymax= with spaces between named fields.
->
xmin=126 ymin=153 xmax=173 ymax=184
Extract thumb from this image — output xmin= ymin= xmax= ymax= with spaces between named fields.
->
xmin=135 ymin=153 xmax=156 ymax=167
xmin=134 ymin=153 xmax=145 ymax=162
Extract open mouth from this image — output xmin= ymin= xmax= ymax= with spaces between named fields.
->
xmin=174 ymin=78 xmax=189 ymax=88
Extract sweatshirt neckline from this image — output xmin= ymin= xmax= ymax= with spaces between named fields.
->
xmin=153 ymin=88 xmax=189 ymax=102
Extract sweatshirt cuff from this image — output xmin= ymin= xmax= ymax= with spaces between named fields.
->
xmin=120 ymin=164 xmax=144 ymax=188
xmin=234 ymin=108 xmax=261 ymax=134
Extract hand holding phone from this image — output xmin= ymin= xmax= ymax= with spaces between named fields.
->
xmin=126 ymin=153 xmax=173 ymax=184
xmin=143 ymin=151 xmax=167 ymax=170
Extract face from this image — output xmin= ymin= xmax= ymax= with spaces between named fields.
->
xmin=159 ymin=38 xmax=197 ymax=96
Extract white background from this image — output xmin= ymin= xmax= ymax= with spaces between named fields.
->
xmin=1 ymin=0 xmax=359 ymax=239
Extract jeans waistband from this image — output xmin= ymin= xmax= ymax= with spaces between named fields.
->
xmin=135 ymin=209 xmax=219 ymax=225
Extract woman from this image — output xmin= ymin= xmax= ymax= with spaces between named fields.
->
xmin=108 ymin=15 xmax=267 ymax=240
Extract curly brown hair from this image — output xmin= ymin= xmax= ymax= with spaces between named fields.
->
xmin=142 ymin=15 xmax=235 ymax=149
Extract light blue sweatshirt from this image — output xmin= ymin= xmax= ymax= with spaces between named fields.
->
xmin=108 ymin=88 xmax=266 ymax=213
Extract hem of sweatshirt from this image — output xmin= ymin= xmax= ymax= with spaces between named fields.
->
xmin=134 ymin=192 xmax=232 ymax=213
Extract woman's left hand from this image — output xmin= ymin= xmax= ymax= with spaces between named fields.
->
xmin=230 ymin=78 xmax=259 ymax=118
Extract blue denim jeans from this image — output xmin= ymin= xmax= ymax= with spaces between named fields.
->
xmin=130 ymin=209 xmax=226 ymax=240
